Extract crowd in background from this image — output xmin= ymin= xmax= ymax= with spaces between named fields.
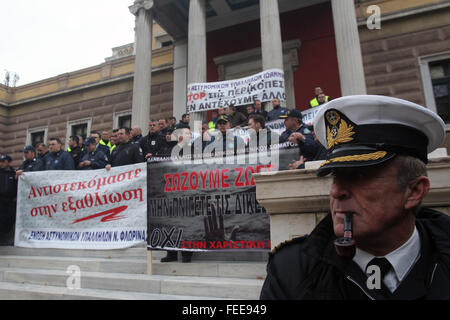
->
xmin=0 ymin=87 xmax=331 ymax=246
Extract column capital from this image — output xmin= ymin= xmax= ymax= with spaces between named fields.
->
xmin=129 ymin=0 xmax=153 ymax=16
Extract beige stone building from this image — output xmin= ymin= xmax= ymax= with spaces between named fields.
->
xmin=1 ymin=0 xmax=449 ymax=169
xmin=0 ymin=23 xmax=174 ymax=167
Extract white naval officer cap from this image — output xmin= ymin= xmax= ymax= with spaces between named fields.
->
xmin=312 ymin=95 xmax=446 ymax=177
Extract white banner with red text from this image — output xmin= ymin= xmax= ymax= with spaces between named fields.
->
xmin=187 ymin=69 xmax=286 ymax=113
xmin=14 ymin=163 xmax=147 ymax=249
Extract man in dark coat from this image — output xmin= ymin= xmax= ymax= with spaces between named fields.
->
xmin=0 ymin=155 xmax=17 ymax=245
xmin=140 ymin=120 xmax=168 ymax=159
xmin=17 ymin=145 xmax=43 ymax=173
xmin=78 ymin=137 xmax=109 ymax=170
xmin=261 ymin=95 xmax=450 ymax=300
xmin=106 ymin=127 xmax=145 ymax=169
xmin=43 ymin=138 xmax=75 ymax=170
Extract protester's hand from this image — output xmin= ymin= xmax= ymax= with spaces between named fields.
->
xmin=15 ymin=170 xmax=23 ymax=180
xmin=105 ymin=164 xmax=111 ymax=171
xmin=289 ymin=132 xmax=305 ymax=144
xmin=288 ymin=156 xmax=305 ymax=170
xmin=145 ymin=153 xmax=153 ymax=159
xmin=204 ymin=203 xmax=239 ymax=242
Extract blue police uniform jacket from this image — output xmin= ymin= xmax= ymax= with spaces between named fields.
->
xmin=43 ymin=150 xmax=75 ymax=170
xmin=280 ymin=125 xmax=317 ymax=160
xmin=79 ymin=149 xmax=109 ymax=170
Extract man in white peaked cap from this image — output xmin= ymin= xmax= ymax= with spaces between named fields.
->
xmin=261 ymin=95 xmax=450 ymax=300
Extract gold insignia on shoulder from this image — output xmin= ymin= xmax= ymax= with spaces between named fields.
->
xmin=325 ymin=111 xmax=356 ymax=149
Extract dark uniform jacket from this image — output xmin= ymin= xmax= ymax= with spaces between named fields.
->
xmin=0 ymin=167 xmax=17 ymax=199
xmin=0 ymin=167 xmax=17 ymax=236
xmin=140 ymin=132 xmax=167 ymax=157
xmin=18 ymin=158 xmax=43 ymax=172
xmin=79 ymin=149 xmax=109 ymax=170
xmin=43 ymin=151 xmax=75 ymax=170
xmin=69 ymin=146 xmax=82 ymax=168
xmin=260 ymin=208 xmax=450 ymax=300
xmin=267 ymin=105 xmax=288 ymax=122
xmin=110 ymin=141 xmax=144 ymax=167
xmin=280 ymin=124 xmax=317 ymax=161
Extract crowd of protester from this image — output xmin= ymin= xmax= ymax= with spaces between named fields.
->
xmin=0 ymin=88 xmax=331 ymax=250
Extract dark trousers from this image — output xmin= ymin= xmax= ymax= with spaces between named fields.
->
xmin=0 ymin=198 xmax=16 ymax=245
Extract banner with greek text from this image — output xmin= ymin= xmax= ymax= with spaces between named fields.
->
xmin=146 ymin=147 xmax=299 ymax=252
xmin=15 ymin=163 xmax=147 ymax=249
xmin=187 ymin=69 xmax=286 ymax=113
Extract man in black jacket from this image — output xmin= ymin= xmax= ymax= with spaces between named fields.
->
xmin=43 ymin=138 xmax=75 ymax=170
xmin=261 ymin=95 xmax=450 ymax=300
xmin=140 ymin=120 xmax=168 ymax=159
xmin=17 ymin=145 xmax=43 ymax=173
xmin=78 ymin=137 xmax=109 ymax=170
xmin=106 ymin=127 xmax=144 ymax=169
xmin=0 ymin=155 xmax=17 ymax=245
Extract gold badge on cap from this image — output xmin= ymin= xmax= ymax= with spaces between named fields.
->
xmin=325 ymin=110 xmax=356 ymax=149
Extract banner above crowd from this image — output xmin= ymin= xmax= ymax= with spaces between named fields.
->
xmin=15 ymin=163 xmax=147 ymax=249
xmin=187 ymin=69 xmax=286 ymax=113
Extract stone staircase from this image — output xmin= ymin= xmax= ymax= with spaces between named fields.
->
xmin=0 ymin=246 xmax=267 ymax=300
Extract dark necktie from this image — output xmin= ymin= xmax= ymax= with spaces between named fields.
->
xmin=366 ymin=257 xmax=392 ymax=298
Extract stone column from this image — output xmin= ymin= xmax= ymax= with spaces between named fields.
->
xmin=129 ymin=0 xmax=153 ymax=131
xmin=173 ymin=39 xmax=188 ymax=122
xmin=331 ymin=0 xmax=367 ymax=96
xmin=188 ymin=0 xmax=207 ymax=126
xmin=260 ymin=0 xmax=285 ymax=111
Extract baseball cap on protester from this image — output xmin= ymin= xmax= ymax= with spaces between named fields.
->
xmin=312 ymin=95 xmax=446 ymax=177
xmin=22 ymin=145 xmax=36 ymax=153
xmin=216 ymin=115 xmax=230 ymax=124
xmin=279 ymin=109 xmax=303 ymax=120
xmin=85 ymin=137 xmax=97 ymax=145
xmin=0 ymin=155 xmax=12 ymax=162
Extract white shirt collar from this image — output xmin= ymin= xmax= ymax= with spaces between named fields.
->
xmin=353 ymin=226 xmax=421 ymax=282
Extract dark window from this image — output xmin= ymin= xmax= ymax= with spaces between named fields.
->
xmin=30 ymin=131 xmax=45 ymax=148
xmin=161 ymin=40 xmax=173 ymax=48
xmin=430 ymin=59 xmax=450 ymax=123
xmin=119 ymin=115 xmax=132 ymax=129
xmin=71 ymin=123 xmax=88 ymax=140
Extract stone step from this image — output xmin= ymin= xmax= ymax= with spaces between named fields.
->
xmin=0 ymin=246 xmax=268 ymax=262
xmin=153 ymin=250 xmax=269 ymax=262
xmin=151 ymin=260 xmax=266 ymax=279
xmin=0 ymin=255 xmax=147 ymax=274
xmin=0 ymin=246 xmax=147 ymax=259
xmin=0 ymin=255 xmax=267 ymax=279
xmin=0 ymin=267 xmax=263 ymax=299
xmin=0 ymin=282 xmax=223 ymax=300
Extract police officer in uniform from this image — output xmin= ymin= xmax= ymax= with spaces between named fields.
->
xmin=107 ymin=127 xmax=144 ymax=169
xmin=204 ymin=116 xmax=245 ymax=157
xmin=279 ymin=109 xmax=317 ymax=169
xmin=17 ymin=145 xmax=43 ymax=174
xmin=260 ymin=95 xmax=450 ymax=300
xmin=0 ymin=155 xmax=17 ymax=245
xmin=78 ymin=137 xmax=109 ymax=170
xmin=43 ymin=138 xmax=75 ymax=170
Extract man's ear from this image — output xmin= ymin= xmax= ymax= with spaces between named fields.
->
xmin=404 ymin=176 xmax=430 ymax=210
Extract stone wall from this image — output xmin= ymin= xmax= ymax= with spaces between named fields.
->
xmin=1 ymin=77 xmax=173 ymax=168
